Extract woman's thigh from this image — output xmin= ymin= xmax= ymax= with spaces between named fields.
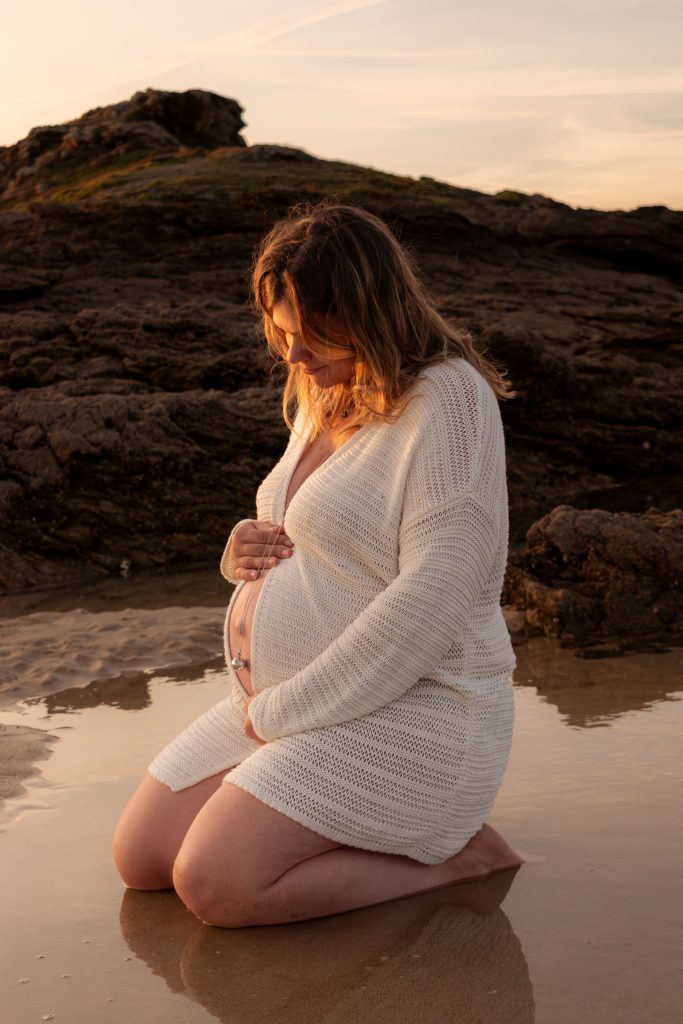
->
xmin=172 ymin=781 xmax=342 ymax=921
xmin=113 ymin=769 xmax=237 ymax=890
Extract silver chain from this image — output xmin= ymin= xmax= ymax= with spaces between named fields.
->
xmin=231 ymin=523 xmax=284 ymax=670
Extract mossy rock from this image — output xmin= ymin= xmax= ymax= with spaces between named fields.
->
xmin=494 ymin=189 xmax=529 ymax=204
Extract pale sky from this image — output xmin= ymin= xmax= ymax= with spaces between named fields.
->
xmin=2 ymin=0 xmax=681 ymax=211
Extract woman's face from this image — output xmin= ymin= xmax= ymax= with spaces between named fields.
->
xmin=272 ymin=299 xmax=356 ymax=389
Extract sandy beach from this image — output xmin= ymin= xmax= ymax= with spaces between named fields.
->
xmin=1 ymin=568 xmax=681 ymax=1023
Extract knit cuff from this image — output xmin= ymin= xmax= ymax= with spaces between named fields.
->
xmin=246 ymin=687 xmax=281 ymax=742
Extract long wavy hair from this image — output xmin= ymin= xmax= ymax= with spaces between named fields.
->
xmin=250 ymin=196 xmax=516 ymax=442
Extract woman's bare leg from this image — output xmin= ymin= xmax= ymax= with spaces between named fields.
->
xmin=172 ymin=782 xmax=524 ymax=928
xmin=113 ymin=770 xmax=234 ymax=890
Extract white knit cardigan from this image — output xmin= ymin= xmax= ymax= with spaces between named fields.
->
xmin=220 ymin=355 xmax=516 ymax=742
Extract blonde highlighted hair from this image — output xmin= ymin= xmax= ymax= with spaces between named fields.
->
xmin=250 ymin=196 xmax=516 ymax=442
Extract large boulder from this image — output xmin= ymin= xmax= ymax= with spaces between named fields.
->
xmin=0 ymin=375 xmax=287 ymax=592
xmin=0 ymin=88 xmax=246 ymax=201
xmin=503 ymin=505 xmax=683 ymax=651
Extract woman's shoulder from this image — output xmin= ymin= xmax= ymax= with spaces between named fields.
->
xmin=395 ymin=357 xmax=503 ymax=505
xmin=417 ymin=355 xmax=490 ymax=397
xmin=405 ymin=356 xmax=495 ymax=428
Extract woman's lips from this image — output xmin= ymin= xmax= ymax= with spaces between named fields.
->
xmin=303 ymin=366 xmax=323 ymax=373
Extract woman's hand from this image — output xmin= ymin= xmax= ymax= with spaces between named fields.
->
xmin=242 ymin=696 xmax=267 ymax=745
xmin=229 ymin=519 xmax=295 ymax=582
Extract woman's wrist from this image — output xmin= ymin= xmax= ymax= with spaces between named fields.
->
xmin=242 ymin=695 xmax=267 ymax=744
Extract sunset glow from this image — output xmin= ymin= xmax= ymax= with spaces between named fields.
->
xmin=2 ymin=0 xmax=681 ymax=211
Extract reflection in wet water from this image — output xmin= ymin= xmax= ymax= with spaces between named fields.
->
xmin=30 ymin=671 xmax=154 ymax=715
xmin=514 ymin=636 xmax=683 ymax=727
xmin=2 ymin=568 xmax=683 ymax=1024
xmin=9 ymin=625 xmax=682 ymax=730
xmin=28 ymin=657 xmax=225 ymax=715
xmin=1 ymin=666 xmax=681 ymax=1023
xmin=120 ymin=869 xmax=532 ymax=1024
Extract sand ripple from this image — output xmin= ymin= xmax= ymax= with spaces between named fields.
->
xmin=0 ymin=605 xmax=226 ymax=706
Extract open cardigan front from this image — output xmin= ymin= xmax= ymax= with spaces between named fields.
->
xmin=148 ymin=356 xmax=517 ymax=864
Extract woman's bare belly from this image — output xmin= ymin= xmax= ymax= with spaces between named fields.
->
xmin=227 ymin=418 xmax=359 ymax=699
xmin=227 ymin=569 xmax=274 ymax=697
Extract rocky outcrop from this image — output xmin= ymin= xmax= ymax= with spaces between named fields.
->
xmin=0 ymin=90 xmax=681 ymax=597
xmin=234 ymin=144 xmax=316 ymax=163
xmin=503 ymin=505 xmax=683 ymax=652
xmin=0 ymin=88 xmax=246 ymax=202
xmin=0 ymin=372 xmax=288 ymax=592
xmin=419 ymin=181 xmax=683 ymax=284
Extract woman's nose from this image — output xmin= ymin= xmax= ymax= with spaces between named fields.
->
xmin=286 ymin=336 xmax=311 ymax=364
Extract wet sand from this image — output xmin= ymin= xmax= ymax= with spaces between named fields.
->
xmin=0 ymin=567 xmax=230 ymax=707
xmin=0 ymin=723 xmax=57 ymax=804
xmin=1 ymin=569 xmax=682 ymax=1023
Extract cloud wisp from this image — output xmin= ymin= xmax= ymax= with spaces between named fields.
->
xmin=194 ymin=0 xmax=390 ymax=55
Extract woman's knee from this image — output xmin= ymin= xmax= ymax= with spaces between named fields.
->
xmin=112 ymin=774 xmax=181 ymax=890
xmin=172 ymin=849 xmax=255 ymax=927
xmin=170 ymin=781 xmax=345 ymax=927
xmin=113 ymin=807 xmax=174 ymax=891
xmin=114 ymin=770 xmax=229 ymax=892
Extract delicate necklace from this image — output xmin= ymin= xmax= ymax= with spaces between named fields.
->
xmin=230 ymin=524 xmax=283 ymax=672
xmin=230 ymin=404 xmax=354 ymax=673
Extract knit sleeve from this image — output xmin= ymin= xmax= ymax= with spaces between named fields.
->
xmin=247 ymin=493 xmax=498 ymax=739
xmin=247 ymin=367 xmax=502 ymax=740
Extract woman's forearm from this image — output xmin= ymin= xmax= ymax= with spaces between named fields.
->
xmin=247 ymin=492 xmax=498 ymax=740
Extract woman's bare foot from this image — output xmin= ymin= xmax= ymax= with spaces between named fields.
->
xmin=437 ymin=824 xmax=525 ymax=887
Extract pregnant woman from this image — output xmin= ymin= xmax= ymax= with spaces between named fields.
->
xmin=113 ymin=198 xmax=524 ymax=927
